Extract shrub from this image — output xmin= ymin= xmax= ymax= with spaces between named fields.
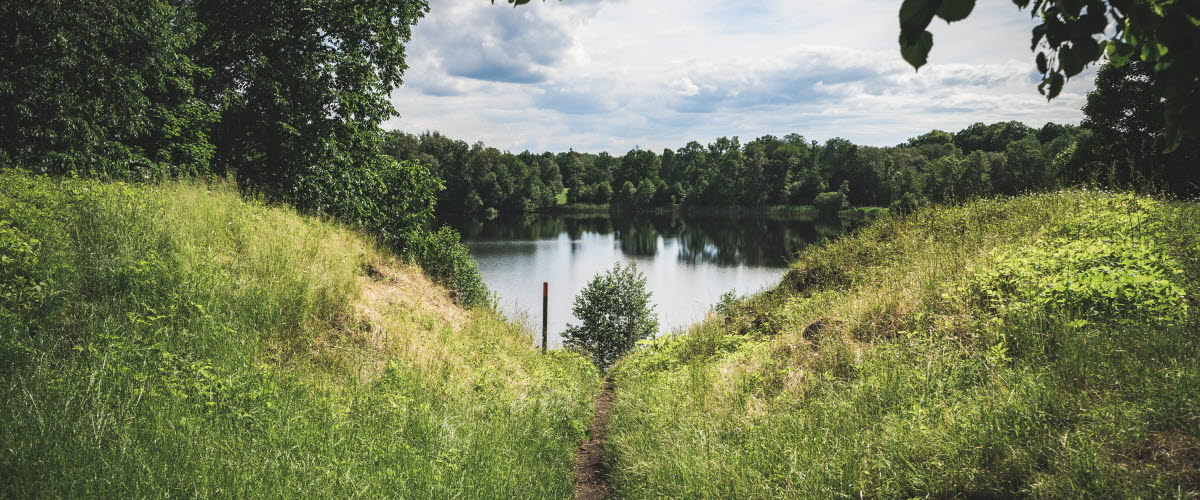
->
xmin=410 ymin=226 xmax=490 ymax=308
xmin=563 ymin=262 xmax=658 ymax=370
xmin=813 ymin=191 xmax=846 ymax=214
xmin=889 ymin=191 xmax=924 ymax=214
xmin=0 ymin=221 xmax=47 ymax=319
xmin=713 ymin=290 xmax=742 ymax=316
xmin=969 ymin=237 xmax=1188 ymax=323
xmin=290 ymin=157 xmax=441 ymax=251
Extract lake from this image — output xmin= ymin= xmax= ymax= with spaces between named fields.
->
xmin=445 ymin=210 xmax=853 ymax=348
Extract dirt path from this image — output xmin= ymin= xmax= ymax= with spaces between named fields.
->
xmin=574 ymin=379 xmax=614 ymax=500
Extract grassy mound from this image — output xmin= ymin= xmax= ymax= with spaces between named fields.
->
xmin=609 ymin=191 xmax=1199 ymax=498
xmin=0 ymin=171 xmax=597 ymax=497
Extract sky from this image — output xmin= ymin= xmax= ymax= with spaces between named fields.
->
xmin=384 ymin=0 xmax=1097 ymax=154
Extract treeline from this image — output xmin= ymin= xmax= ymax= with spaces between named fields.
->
xmin=385 ymin=123 xmax=1077 ymax=214
xmin=385 ymin=60 xmax=1197 ymax=216
xmin=0 ymin=0 xmax=488 ymax=305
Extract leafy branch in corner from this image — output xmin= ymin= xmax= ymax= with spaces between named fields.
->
xmin=899 ymin=0 xmax=1199 ymax=150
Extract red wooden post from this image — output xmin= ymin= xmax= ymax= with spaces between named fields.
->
xmin=542 ymin=282 xmax=548 ymax=353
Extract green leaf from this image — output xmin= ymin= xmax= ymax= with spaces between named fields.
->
xmin=1036 ymin=52 xmax=1048 ymax=73
xmin=1060 ymin=0 xmax=1085 ymax=16
xmin=1046 ymin=72 xmax=1065 ymax=99
xmin=1060 ymin=45 xmax=1084 ymax=77
xmin=900 ymin=30 xmax=934 ymax=69
xmin=900 ymin=0 xmax=940 ymax=25
xmin=1082 ymin=1 xmax=1108 ymax=33
xmin=1031 ymin=24 xmax=1047 ymax=50
xmin=936 ymin=0 xmax=975 ymax=22
xmin=1106 ymin=40 xmax=1133 ymax=65
xmin=1073 ymin=37 xmax=1101 ymax=63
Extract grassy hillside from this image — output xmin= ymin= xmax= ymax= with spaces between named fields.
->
xmin=609 ymin=191 xmax=1199 ymax=497
xmin=0 ymin=170 xmax=597 ymax=497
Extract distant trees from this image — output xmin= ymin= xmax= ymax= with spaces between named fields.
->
xmin=386 ymin=119 xmax=1091 ymax=214
xmin=381 ymin=131 xmax=565 ymax=214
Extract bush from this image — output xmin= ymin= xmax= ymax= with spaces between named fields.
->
xmin=563 ymin=262 xmax=658 ymax=370
xmin=290 ymin=157 xmax=441 ymax=250
xmin=813 ymin=191 xmax=846 ymax=214
xmin=889 ymin=191 xmax=924 ymax=214
xmin=410 ymin=226 xmax=490 ymax=308
xmin=713 ymin=290 xmax=742 ymax=316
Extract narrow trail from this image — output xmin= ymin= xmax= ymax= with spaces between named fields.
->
xmin=574 ymin=379 xmax=614 ymax=500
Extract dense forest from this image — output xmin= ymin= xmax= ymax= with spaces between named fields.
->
xmin=386 ymin=60 xmax=1198 ymax=216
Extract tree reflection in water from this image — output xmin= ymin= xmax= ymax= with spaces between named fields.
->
xmin=443 ymin=210 xmax=853 ymax=268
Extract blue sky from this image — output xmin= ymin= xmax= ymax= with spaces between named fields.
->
xmin=385 ymin=0 xmax=1096 ymax=153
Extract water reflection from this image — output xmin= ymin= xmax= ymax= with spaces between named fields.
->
xmin=447 ymin=210 xmax=851 ymax=268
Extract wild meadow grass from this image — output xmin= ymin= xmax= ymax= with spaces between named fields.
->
xmin=608 ymin=190 xmax=1200 ymax=498
xmin=0 ymin=170 xmax=598 ymax=497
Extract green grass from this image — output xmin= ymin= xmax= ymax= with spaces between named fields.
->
xmin=764 ymin=204 xmax=818 ymax=214
xmin=556 ymin=203 xmax=612 ymax=213
xmin=841 ymin=205 xmax=889 ymax=219
xmin=0 ymin=170 xmax=598 ymax=497
xmin=608 ymin=191 xmax=1200 ymax=498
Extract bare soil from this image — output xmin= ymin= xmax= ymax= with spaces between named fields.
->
xmin=574 ymin=379 xmax=614 ymax=500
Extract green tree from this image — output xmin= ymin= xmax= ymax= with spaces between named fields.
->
xmin=1070 ymin=60 xmax=1200 ymax=194
xmin=193 ymin=0 xmax=428 ymax=192
xmin=954 ymin=122 xmax=1037 ymax=153
xmin=635 ymin=178 xmax=657 ymax=208
xmin=897 ymin=0 xmax=1199 ymax=148
xmin=0 ymin=0 xmax=215 ymax=177
xmin=616 ymin=149 xmax=661 ymax=187
xmin=594 ymin=181 xmax=613 ymax=204
xmin=653 ymin=179 xmax=672 ymax=206
xmin=563 ymin=262 xmax=658 ymax=370
xmin=960 ymin=150 xmax=994 ymax=198
xmin=1004 ymin=136 xmax=1053 ymax=194
xmin=618 ymin=181 xmax=637 ymax=208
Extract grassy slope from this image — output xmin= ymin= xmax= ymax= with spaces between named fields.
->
xmin=609 ymin=191 xmax=1200 ymax=498
xmin=0 ymin=171 xmax=597 ymax=497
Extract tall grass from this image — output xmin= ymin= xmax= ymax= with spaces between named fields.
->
xmin=608 ymin=190 xmax=1200 ymax=498
xmin=0 ymin=170 xmax=598 ymax=497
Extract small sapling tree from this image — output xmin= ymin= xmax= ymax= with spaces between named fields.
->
xmin=563 ymin=262 xmax=658 ymax=370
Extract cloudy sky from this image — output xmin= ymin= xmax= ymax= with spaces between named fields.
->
xmin=385 ymin=0 xmax=1096 ymax=153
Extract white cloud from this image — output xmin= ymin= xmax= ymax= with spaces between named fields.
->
xmin=386 ymin=0 xmax=1095 ymax=152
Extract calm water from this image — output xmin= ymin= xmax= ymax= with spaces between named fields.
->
xmin=445 ymin=211 xmax=852 ymax=348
